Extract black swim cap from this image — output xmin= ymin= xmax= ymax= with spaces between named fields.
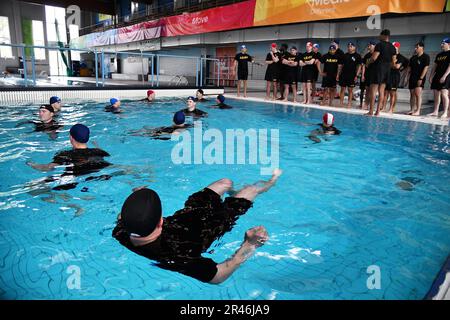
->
xmin=40 ymin=104 xmax=54 ymax=113
xmin=121 ymin=188 xmax=162 ymax=237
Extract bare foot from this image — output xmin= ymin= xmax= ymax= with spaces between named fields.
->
xmin=406 ymin=111 xmax=414 ymax=115
xmin=365 ymin=112 xmax=373 ymax=116
xmin=427 ymin=112 xmax=438 ymax=117
xmin=282 ymin=98 xmax=288 ymax=102
xmin=439 ymin=114 xmax=449 ymax=120
xmin=388 ymin=109 xmax=394 ymax=114
xmin=346 ymin=104 xmax=352 ymax=109
xmin=411 ymin=111 xmax=420 ymax=116
xmin=374 ymin=111 xmax=380 ymax=116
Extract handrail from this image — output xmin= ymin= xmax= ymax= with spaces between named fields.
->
xmin=0 ymin=43 xmax=220 ymax=88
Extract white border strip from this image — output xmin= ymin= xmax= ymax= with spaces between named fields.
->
xmin=0 ymin=89 xmax=224 ymax=105
xmin=226 ymin=94 xmax=450 ymax=126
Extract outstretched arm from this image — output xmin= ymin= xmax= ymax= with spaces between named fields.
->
xmin=26 ymin=161 xmax=58 ymax=172
xmin=209 ymin=226 xmax=268 ymax=284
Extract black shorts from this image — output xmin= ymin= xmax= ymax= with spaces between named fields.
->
xmin=430 ymin=74 xmax=450 ymax=90
xmin=339 ymin=75 xmax=356 ymax=88
xmin=313 ymin=68 xmax=319 ymax=82
xmin=301 ymin=67 xmax=315 ymax=83
xmin=322 ymin=75 xmax=337 ymax=88
xmin=409 ymin=77 xmax=426 ymax=90
xmin=265 ymin=65 xmax=280 ymax=82
xmin=283 ymin=70 xmax=297 ymax=85
xmin=386 ymin=71 xmax=400 ymax=91
xmin=238 ymin=69 xmax=248 ymax=80
xmin=370 ymin=63 xmax=391 ymax=85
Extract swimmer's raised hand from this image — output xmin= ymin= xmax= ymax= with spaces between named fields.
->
xmin=244 ymin=226 xmax=269 ymax=248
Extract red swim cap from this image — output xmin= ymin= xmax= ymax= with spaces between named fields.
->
xmin=147 ymin=90 xmax=154 ymax=96
xmin=323 ymin=113 xmax=334 ymax=126
xmin=271 ymin=43 xmax=277 ymax=48
xmin=392 ymin=42 xmax=400 ymax=49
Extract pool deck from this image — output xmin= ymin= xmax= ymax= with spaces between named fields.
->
xmin=225 ymin=91 xmax=450 ymax=126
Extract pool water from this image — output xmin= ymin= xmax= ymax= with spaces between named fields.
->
xmin=0 ymin=98 xmax=449 ymax=300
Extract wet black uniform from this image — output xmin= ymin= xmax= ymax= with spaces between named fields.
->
xmin=112 ymin=188 xmax=253 ymax=283
xmin=52 ymin=148 xmax=111 ymax=176
xmin=234 ymin=53 xmax=253 ymax=80
xmin=282 ymin=52 xmax=299 ymax=85
xmin=370 ymin=41 xmax=396 ymax=85
xmin=431 ymin=50 xmax=450 ymax=90
xmin=105 ymin=105 xmax=121 ymax=113
xmin=301 ymin=51 xmax=319 ymax=83
xmin=264 ymin=51 xmax=282 ymax=82
xmin=194 ymin=97 xmax=208 ymax=102
xmin=131 ymin=124 xmax=194 ymax=139
xmin=361 ymin=52 xmax=374 ymax=88
xmin=321 ymin=53 xmax=342 ymax=88
xmin=387 ymin=53 xmax=408 ymax=91
xmin=216 ymin=102 xmax=232 ymax=109
xmin=182 ymin=108 xmax=208 ymax=117
xmin=408 ymin=53 xmax=430 ymax=89
xmin=33 ymin=120 xmax=62 ymax=133
xmin=340 ymin=52 xmax=362 ymax=87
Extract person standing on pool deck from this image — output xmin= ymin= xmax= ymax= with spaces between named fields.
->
xmin=234 ymin=45 xmax=254 ymax=98
xmin=264 ymin=43 xmax=282 ymax=100
xmin=382 ymin=42 xmax=409 ymax=114
xmin=320 ymin=45 xmax=343 ymax=107
xmin=312 ymin=43 xmax=322 ymax=102
xmin=407 ymin=42 xmax=430 ymax=116
xmin=360 ymin=41 xmax=376 ymax=110
xmin=277 ymin=44 xmax=289 ymax=100
xmin=299 ymin=42 xmax=318 ymax=104
xmin=181 ymin=96 xmax=208 ymax=118
xmin=282 ymin=46 xmax=300 ymax=103
xmin=49 ymin=96 xmax=62 ymax=113
xmin=105 ymin=98 xmax=123 ymax=113
xmin=27 ymin=124 xmax=111 ymax=175
xmin=366 ymin=29 xmax=397 ymax=116
xmin=338 ymin=42 xmax=362 ymax=109
xmin=112 ymin=168 xmax=282 ymax=283
xmin=428 ymin=38 xmax=450 ymax=120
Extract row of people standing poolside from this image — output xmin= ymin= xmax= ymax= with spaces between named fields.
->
xmin=236 ymin=30 xmax=450 ymax=119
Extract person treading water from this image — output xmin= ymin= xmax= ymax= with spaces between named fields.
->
xmin=34 ymin=104 xmax=62 ymax=134
xmin=105 ymin=98 xmax=123 ymax=113
xmin=49 ymin=96 xmax=62 ymax=113
xmin=194 ymin=89 xmax=208 ymax=102
xmin=27 ymin=123 xmax=111 ymax=177
xmin=138 ymin=90 xmax=156 ymax=103
xmin=129 ymin=111 xmax=193 ymax=140
xmin=209 ymin=94 xmax=232 ymax=109
xmin=181 ymin=96 xmax=208 ymax=118
xmin=112 ymin=168 xmax=282 ymax=283
xmin=308 ymin=112 xmax=341 ymax=143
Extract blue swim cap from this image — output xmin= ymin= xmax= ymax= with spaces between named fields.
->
xmin=217 ymin=94 xmax=225 ymax=103
xmin=313 ymin=43 xmax=320 ymax=49
xmin=442 ymin=38 xmax=450 ymax=44
xmin=173 ymin=111 xmax=185 ymax=125
xmin=187 ymin=96 xmax=195 ymax=101
xmin=329 ymin=45 xmax=337 ymax=50
xmin=348 ymin=42 xmax=356 ymax=47
xmin=70 ymin=124 xmax=90 ymax=143
xmin=49 ymin=96 xmax=61 ymax=104
xmin=110 ymin=98 xmax=119 ymax=105
xmin=368 ymin=40 xmax=377 ymax=46
xmin=332 ymin=39 xmax=340 ymax=45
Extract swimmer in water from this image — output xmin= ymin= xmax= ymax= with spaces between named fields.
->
xmin=181 ymin=96 xmax=208 ymax=117
xmin=195 ymin=89 xmax=208 ymax=102
xmin=34 ymin=104 xmax=62 ymax=134
xmin=27 ymin=123 xmax=111 ymax=176
xmin=112 ymin=168 xmax=282 ymax=283
xmin=138 ymin=90 xmax=155 ymax=103
xmin=105 ymin=98 xmax=122 ymax=113
xmin=49 ymin=96 xmax=62 ymax=113
xmin=308 ymin=112 xmax=342 ymax=143
xmin=209 ymin=94 xmax=232 ymax=109
xmin=129 ymin=111 xmax=193 ymax=140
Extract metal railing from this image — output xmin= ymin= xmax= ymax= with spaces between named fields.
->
xmin=0 ymin=43 xmax=220 ymax=88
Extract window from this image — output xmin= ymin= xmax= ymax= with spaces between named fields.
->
xmin=131 ymin=2 xmax=139 ymax=14
xmin=69 ymin=24 xmax=80 ymax=61
xmin=0 ymin=16 xmax=13 ymax=58
xmin=32 ymin=20 xmax=46 ymax=60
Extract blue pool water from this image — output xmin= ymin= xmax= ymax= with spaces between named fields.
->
xmin=0 ymin=98 xmax=449 ymax=300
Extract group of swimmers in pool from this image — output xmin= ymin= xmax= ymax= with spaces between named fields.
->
xmin=24 ymin=89 xmax=340 ymax=284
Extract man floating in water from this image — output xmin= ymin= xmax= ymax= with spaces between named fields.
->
xmin=308 ymin=113 xmax=341 ymax=143
xmin=181 ymin=96 xmax=208 ymax=118
xmin=112 ymin=168 xmax=282 ymax=283
xmin=27 ymin=124 xmax=111 ymax=177
xmin=105 ymin=98 xmax=123 ymax=113
xmin=129 ymin=111 xmax=193 ymax=140
xmin=209 ymin=94 xmax=232 ymax=109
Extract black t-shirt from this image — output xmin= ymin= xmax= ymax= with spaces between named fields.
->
xmin=341 ymin=52 xmax=362 ymax=76
xmin=434 ymin=50 xmax=450 ymax=78
xmin=182 ymin=108 xmax=208 ymax=117
xmin=283 ymin=52 xmax=299 ymax=74
xmin=234 ymin=53 xmax=253 ymax=73
xmin=265 ymin=51 xmax=282 ymax=71
xmin=52 ymin=148 xmax=111 ymax=176
xmin=105 ymin=105 xmax=121 ymax=113
xmin=194 ymin=97 xmax=208 ymax=102
xmin=301 ymin=51 xmax=318 ymax=73
xmin=321 ymin=53 xmax=342 ymax=76
xmin=363 ymin=52 xmax=374 ymax=75
xmin=320 ymin=124 xmax=341 ymax=135
xmin=409 ymin=53 xmax=431 ymax=79
xmin=374 ymin=41 xmax=396 ymax=64
xmin=335 ymin=48 xmax=345 ymax=60
xmin=392 ymin=53 xmax=409 ymax=75
xmin=217 ymin=103 xmax=232 ymax=109
xmin=34 ymin=120 xmax=62 ymax=132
